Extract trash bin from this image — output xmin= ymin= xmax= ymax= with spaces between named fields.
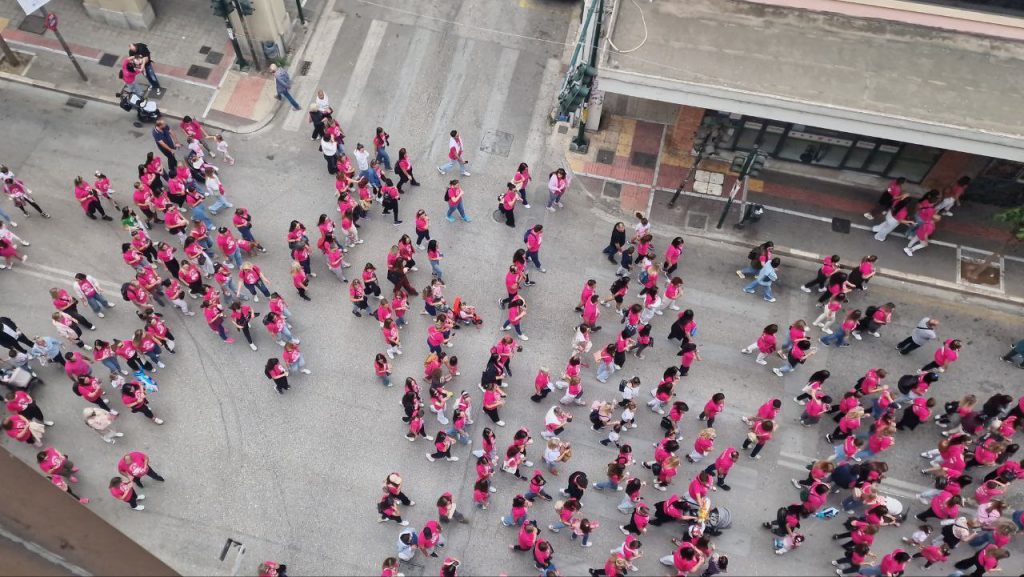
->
xmin=262 ymin=41 xmax=280 ymax=61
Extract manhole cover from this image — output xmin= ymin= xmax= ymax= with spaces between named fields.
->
xmin=299 ymin=60 xmax=312 ymax=76
xmin=205 ymin=51 xmax=224 ymax=65
xmin=630 ymin=151 xmax=657 ymax=169
xmin=831 ymin=217 xmax=851 ymax=234
xmin=686 ymin=212 xmax=709 ymax=230
xmin=186 ymin=65 xmax=212 ymax=80
xmin=199 ymin=45 xmax=212 ymax=55
xmin=129 ymin=131 xmax=144 ymax=138
xmin=492 ymin=209 xmax=503 ymax=223
xmin=65 ymin=97 xmax=87 ymax=109
xmin=603 ymin=181 xmax=621 ymax=199
xmin=596 ymin=149 xmax=615 ymax=165
xmin=98 ymin=53 xmax=119 ymax=67
xmin=18 ymin=15 xmax=46 ymax=35
xmin=557 ymin=125 xmax=568 ymax=134
xmin=479 ymin=130 xmax=513 ymax=158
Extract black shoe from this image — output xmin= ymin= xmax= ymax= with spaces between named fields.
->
xmin=101 ymin=215 xmax=113 ymax=221
xmin=411 ymin=181 xmax=421 ymax=187
xmin=87 ymin=214 xmax=97 ymax=220
xmin=719 ymin=483 xmax=731 ymax=491
xmin=352 ymin=311 xmax=362 ymax=317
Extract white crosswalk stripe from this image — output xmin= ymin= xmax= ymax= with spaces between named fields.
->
xmin=337 ymin=19 xmax=389 ymax=129
xmin=282 ymin=10 xmax=347 ymax=132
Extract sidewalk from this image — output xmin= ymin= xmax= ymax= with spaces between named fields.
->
xmin=0 ymin=0 xmax=320 ymax=131
xmin=566 ymin=113 xmax=1024 ymax=305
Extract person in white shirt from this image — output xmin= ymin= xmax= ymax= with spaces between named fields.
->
xmin=437 ymin=129 xmax=470 ymax=177
xmin=314 ymin=88 xmax=331 ymax=113
xmin=320 ymin=134 xmax=338 ymax=175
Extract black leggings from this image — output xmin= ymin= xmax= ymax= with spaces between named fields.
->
xmin=63 ymin=305 xmax=95 ymax=330
xmin=274 ymin=377 xmax=289 ymax=392
xmin=126 ymin=356 xmax=153 ymax=372
xmin=484 ymin=407 xmax=502 ymax=423
xmin=132 ymin=403 xmax=155 ymax=419
xmin=90 ymin=396 xmax=113 ymax=412
xmin=415 ymin=229 xmax=430 ymax=246
xmin=430 ymin=448 xmax=451 ymax=460
xmin=239 ymin=324 xmax=253 ymax=345
xmin=803 ymin=269 xmax=828 ymax=290
xmin=365 ymin=281 xmax=381 ymax=298
xmin=16 ymin=198 xmax=45 ymax=216
xmin=20 ymin=403 xmax=45 ymax=422
xmin=132 ymin=467 xmax=165 ymax=488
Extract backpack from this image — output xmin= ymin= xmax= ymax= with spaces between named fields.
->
xmin=747 ymin=249 xmax=759 ymax=261
xmin=443 ymin=188 xmax=450 ymax=202
xmin=864 ymin=305 xmax=878 ymax=320
xmin=523 ymin=228 xmax=532 ymax=244
xmin=618 ymin=379 xmax=627 ymax=393
xmin=897 ymin=374 xmax=918 ymax=395
xmin=120 ymin=282 xmax=132 ymax=302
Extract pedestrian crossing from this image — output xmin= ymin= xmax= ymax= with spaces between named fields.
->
xmin=276 ymin=5 xmax=570 ymax=182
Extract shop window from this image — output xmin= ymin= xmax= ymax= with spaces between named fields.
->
xmin=842 ymin=140 xmax=878 ymax=170
xmin=886 ymin=144 xmax=943 ymax=183
xmin=866 ymin=144 xmax=900 ymax=174
xmin=777 ymin=126 xmax=853 ymax=168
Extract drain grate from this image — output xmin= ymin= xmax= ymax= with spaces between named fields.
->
xmin=65 ymin=97 xmax=87 ymax=109
xmin=686 ymin=212 xmax=709 ymax=230
xmin=630 ymin=151 xmax=657 ymax=169
xmin=205 ymin=51 xmax=224 ymax=65
xmin=479 ymin=130 xmax=514 ymax=158
xmin=186 ymin=65 xmax=212 ymax=80
xmin=603 ymin=181 xmax=622 ymax=199
xmin=299 ymin=60 xmax=312 ymax=76
xmin=831 ymin=217 xmax=851 ymax=234
xmin=199 ymin=45 xmax=212 ymax=55
xmin=596 ymin=149 xmax=615 ymax=165
xmin=98 ymin=53 xmax=119 ymax=67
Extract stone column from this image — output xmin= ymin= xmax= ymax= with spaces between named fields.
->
xmin=81 ymin=0 xmax=156 ymax=30
xmin=230 ymin=0 xmax=292 ymax=66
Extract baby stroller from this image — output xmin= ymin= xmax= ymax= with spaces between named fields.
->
xmin=451 ymin=297 xmax=482 ymax=328
xmin=117 ymin=85 xmax=161 ymax=123
xmin=1 ymin=366 xmax=44 ymax=393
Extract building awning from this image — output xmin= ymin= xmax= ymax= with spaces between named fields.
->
xmin=599 ymin=0 xmax=1024 ymax=161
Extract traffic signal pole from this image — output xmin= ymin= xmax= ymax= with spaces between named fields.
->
xmin=668 ymin=139 xmax=705 ymax=208
xmin=231 ymin=0 xmax=262 ymax=71
xmin=715 ymin=146 xmax=762 ymax=229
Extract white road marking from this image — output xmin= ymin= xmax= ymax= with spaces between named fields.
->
xmin=337 ymin=19 xmax=389 ymax=129
xmin=425 ymin=37 xmax=472 ymax=166
xmin=282 ymin=11 xmax=347 ymax=132
xmin=523 ymin=57 xmax=563 ymax=175
xmin=470 ymin=47 xmax=519 ymax=174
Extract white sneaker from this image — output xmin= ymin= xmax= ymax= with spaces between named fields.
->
xmin=822 ymin=328 xmax=833 ymax=335
xmin=157 ymin=361 xmax=166 ymax=368
xmin=301 ymin=369 xmax=311 ymax=374
xmin=137 ymin=494 xmax=146 ymax=501
xmin=97 ymin=312 xmax=105 ymax=318
xmin=133 ymin=505 xmax=145 ymax=511
xmin=800 ymin=286 xmax=811 ymax=293
xmin=44 ymin=420 xmax=55 ymax=426
xmin=253 ymin=295 xmax=259 ymax=303
xmin=519 ymin=335 xmax=529 ymax=341
xmin=250 ymin=343 xmax=258 ymax=351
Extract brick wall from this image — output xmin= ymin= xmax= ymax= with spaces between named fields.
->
xmin=922 ymin=150 xmax=985 ymax=190
xmin=668 ymin=105 xmax=706 ymax=153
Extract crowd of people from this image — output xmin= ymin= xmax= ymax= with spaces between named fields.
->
xmin=1 ymin=80 xmax=1020 ymax=577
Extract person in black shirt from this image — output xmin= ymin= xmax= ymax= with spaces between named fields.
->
xmin=129 ymin=42 xmax=162 ymax=95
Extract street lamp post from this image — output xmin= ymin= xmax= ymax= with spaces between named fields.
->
xmin=668 ymin=139 xmax=706 ymax=208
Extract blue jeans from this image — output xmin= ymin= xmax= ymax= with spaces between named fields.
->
xmin=444 ymin=426 xmax=471 ymax=445
xmin=143 ymin=344 xmax=162 ymax=364
xmin=820 ymin=329 xmax=848 ymax=347
xmin=85 ymin=293 xmax=111 ymax=314
xmin=527 ymin=250 xmax=542 ymax=270
xmin=221 ymin=278 xmax=247 ymax=302
xmin=518 ymin=187 xmax=529 ymax=205
xmin=743 ymin=279 xmax=774 ymax=300
xmin=430 ymin=259 xmax=444 ymax=280
xmin=428 ymin=342 xmax=442 ymax=355
xmin=101 ymin=357 xmax=123 ymax=374
xmin=596 ymin=361 xmax=615 ymax=382
xmin=237 ymin=225 xmax=255 ymax=243
xmin=376 ymin=148 xmax=392 ymax=171
xmin=277 ymin=89 xmax=300 ymax=109
xmin=446 ymin=201 xmax=468 ymax=221
xmin=550 ymin=520 xmax=568 ymax=532
xmin=279 ymin=324 xmax=297 ymax=343
xmin=502 ymin=321 xmax=523 ymax=336
xmin=777 ymin=362 xmax=797 ymax=374
xmin=208 ymin=194 xmax=234 ymax=215
xmin=225 ymin=247 xmax=242 ymax=269
xmin=190 ymin=203 xmax=215 ymax=230
xmin=288 ymin=356 xmax=306 ymax=373
xmin=438 ymin=158 xmax=469 ymax=175
xmin=360 ymin=168 xmax=382 ymax=190
xmin=0 ymin=206 xmax=12 ymax=224
xmin=244 ymin=280 xmax=271 ymax=298
xmin=594 ymin=479 xmax=619 ymax=490
xmin=502 ymin=513 xmax=526 ymax=526
xmin=143 ymin=62 xmax=161 ymax=90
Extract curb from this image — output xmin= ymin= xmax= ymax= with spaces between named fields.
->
xmin=0 ymin=0 xmax=333 ymax=135
xmin=570 ymin=166 xmax=1024 ymax=313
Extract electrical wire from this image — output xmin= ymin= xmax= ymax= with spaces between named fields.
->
xmin=607 ymin=0 xmax=648 ymax=54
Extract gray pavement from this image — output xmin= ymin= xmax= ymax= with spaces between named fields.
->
xmin=1 ymin=1 xmax=1023 ymax=576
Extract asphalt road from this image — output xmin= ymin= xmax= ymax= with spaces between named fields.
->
xmin=0 ymin=0 xmax=1021 ymax=575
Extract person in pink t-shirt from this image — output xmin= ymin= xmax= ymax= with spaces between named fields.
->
xmin=921 ymin=339 xmax=962 ymax=373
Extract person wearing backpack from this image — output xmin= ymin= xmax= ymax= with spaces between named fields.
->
xmin=525 ymin=225 xmax=545 ymax=274
xmin=444 ymin=180 xmax=470 ymax=222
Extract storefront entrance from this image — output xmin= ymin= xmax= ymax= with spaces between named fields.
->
xmin=709 ymin=112 xmax=944 ymax=183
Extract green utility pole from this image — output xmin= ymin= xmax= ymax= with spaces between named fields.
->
xmin=559 ymin=0 xmax=603 ymax=151
xmin=716 ymin=146 xmax=766 ymax=229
